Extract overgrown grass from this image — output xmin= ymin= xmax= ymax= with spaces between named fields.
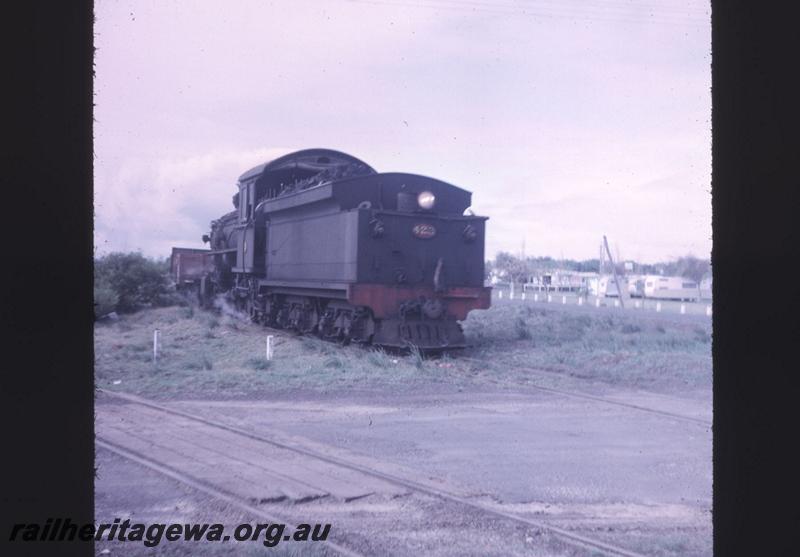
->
xmin=461 ymin=302 xmax=712 ymax=394
xmin=95 ymin=302 xmax=711 ymax=399
xmin=95 ymin=306 xmax=447 ymax=399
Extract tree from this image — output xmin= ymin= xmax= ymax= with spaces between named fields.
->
xmin=493 ymin=251 xmax=529 ymax=284
xmin=94 ymin=252 xmax=173 ymax=313
xmin=93 ymin=277 xmax=119 ymax=318
xmin=664 ymin=255 xmax=710 ymax=283
xmin=484 ymin=259 xmax=494 ymax=281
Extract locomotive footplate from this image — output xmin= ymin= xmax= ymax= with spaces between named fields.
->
xmin=373 ymin=318 xmax=466 ymax=350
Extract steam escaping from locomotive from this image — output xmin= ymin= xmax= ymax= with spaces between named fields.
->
xmin=171 ymin=148 xmax=491 ymax=350
xmin=212 ymin=294 xmax=250 ymax=323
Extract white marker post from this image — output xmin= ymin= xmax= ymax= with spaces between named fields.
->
xmin=706 ymin=305 xmax=712 ymax=317
xmin=547 ymin=294 xmax=552 ymax=303
xmin=521 ymin=292 xmax=526 ymax=300
xmin=266 ymin=335 xmax=274 ymax=361
xmin=510 ymin=282 xmax=515 ymax=300
xmin=578 ymin=297 xmax=583 ymax=306
xmin=562 ymin=295 xmax=567 ymax=305
xmin=595 ymin=298 xmax=601 ymax=308
xmin=499 ymin=290 xmax=503 ymax=299
xmin=534 ymin=293 xmax=538 ymax=302
xmin=153 ymin=329 xmax=159 ymax=364
xmin=680 ymin=303 xmax=686 ymax=315
xmin=634 ymin=300 xmax=640 ymax=309
xmin=614 ymin=299 xmax=620 ymax=308
xmin=656 ymin=302 xmax=662 ymax=313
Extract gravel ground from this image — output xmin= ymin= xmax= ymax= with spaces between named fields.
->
xmin=95 ymin=304 xmax=711 ymax=555
xmin=96 ymin=445 xmax=588 ymax=557
xmin=96 ymin=383 xmax=711 ymax=556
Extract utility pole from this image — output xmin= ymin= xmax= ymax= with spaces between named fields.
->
xmin=599 ymin=241 xmax=605 ymax=274
xmin=603 ymin=235 xmax=625 ymax=308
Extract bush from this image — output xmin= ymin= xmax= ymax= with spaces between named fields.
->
xmin=95 ymin=252 xmax=172 ymax=313
xmin=94 ymin=277 xmax=119 ymax=318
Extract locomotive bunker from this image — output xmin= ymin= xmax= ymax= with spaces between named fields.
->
xmin=173 ymin=148 xmax=491 ymax=350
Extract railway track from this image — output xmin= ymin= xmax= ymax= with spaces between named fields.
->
xmin=458 ymin=357 xmax=712 ymax=427
xmin=96 ymin=438 xmax=364 ymax=557
xmin=98 ymin=389 xmax=650 ymax=557
xmin=208 ymin=324 xmax=709 ymax=427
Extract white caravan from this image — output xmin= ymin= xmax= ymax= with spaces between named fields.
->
xmin=643 ymin=275 xmax=699 ymax=301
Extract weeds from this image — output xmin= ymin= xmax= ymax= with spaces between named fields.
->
xmin=693 ymin=326 xmax=711 ymax=343
xmin=514 ymin=317 xmax=532 ymax=340
xmin=461 ymin=302 xmax=712 ymax=393
xmin=186 ymin=354 xmax=213 ymax=370
xmin=408 ymin=345 xmax=425 ymax=369
xmin=324 ymin=356 xmax=345 ymax=369
xmin=95 ymin=301 xmax=711 ymax=399
xmin=246 ymin=357 xmax=272 ymax=370
xmin=365 ymin=348 xmax=386 ymax=367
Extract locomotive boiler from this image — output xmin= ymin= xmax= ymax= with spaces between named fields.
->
xmin=173 ymin=148 xmax=491 ymax=350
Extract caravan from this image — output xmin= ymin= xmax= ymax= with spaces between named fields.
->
xmin=594 ymin=275 xmax=629 ymax=298
xmin=627 ymin=275 xmax=646 ymax=298
xmin=643 ymin=275 xmax=699 ymax=301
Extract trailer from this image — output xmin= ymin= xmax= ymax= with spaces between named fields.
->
xmin=597 ymin=275 xmax=629 ymax=298
xmin=628 ymin=275 xmax=646 ymax=298
xmin=643 ymin=275 xmax=699 ymax=301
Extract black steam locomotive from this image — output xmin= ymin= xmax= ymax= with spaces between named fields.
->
xmin=172 ymin=148 xmax=490 ymax=349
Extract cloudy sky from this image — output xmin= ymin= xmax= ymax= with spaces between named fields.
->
xmin=94 ymin=0 xmax=711 ymax=263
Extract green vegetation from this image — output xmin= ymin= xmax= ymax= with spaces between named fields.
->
xmin=461 ymin=303 xmax=712 ymax=394
xmin=95 ymin=300 xmax=711 ymax=400
xmin=94 ymin=252 xmax=179 ymax=317
xmin=95 ymin=306 xmax=449 ymax=399
xmin=93 ymin=277 xmax=119 ymax=318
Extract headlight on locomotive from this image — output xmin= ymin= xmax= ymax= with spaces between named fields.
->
xmin=417 ymin=191 xmax=435 ymax=210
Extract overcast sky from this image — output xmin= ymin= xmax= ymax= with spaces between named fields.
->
xmin=94 ymin=0 xmax=711 ymax=263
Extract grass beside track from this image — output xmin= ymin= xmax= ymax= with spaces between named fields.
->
xmin=95 ymin=302 xmax=711 ymax=399
xmin=95 ymin=306 xmax=452 ymax=399
xmin=462 ymin=302 xmax=712 ymax=394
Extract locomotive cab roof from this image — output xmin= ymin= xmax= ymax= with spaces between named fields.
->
xmin=238 ymin=148 xmax=376 ymax=183
xmin=237 ymin=148 xmax=478 ymax=216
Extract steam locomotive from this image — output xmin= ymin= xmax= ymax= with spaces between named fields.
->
xmin=171 ymin=148 xmax=490 ymax=350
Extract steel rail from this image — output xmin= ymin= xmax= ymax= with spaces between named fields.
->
xmin=458 ymin=357 xmax=712 ymax=427
xmin=99 ymin=389 xmax=650 ymax=557
xmin=96 ymin=437 xmax=365 ymax=557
